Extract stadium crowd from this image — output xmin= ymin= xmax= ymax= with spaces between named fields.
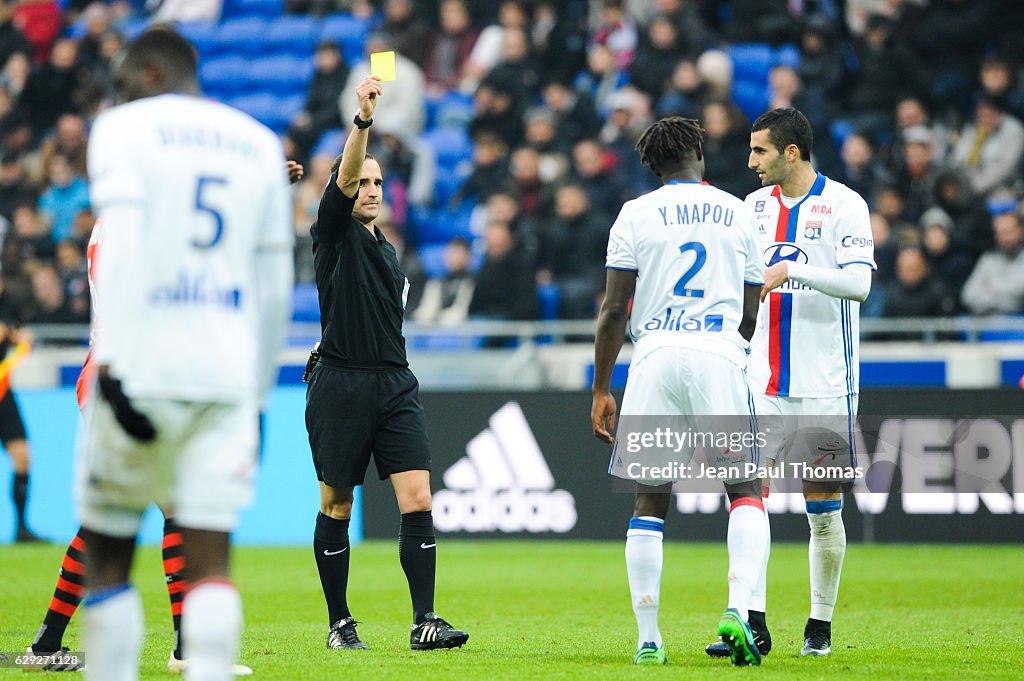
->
xmin=2 ymin=0 xmax=1024 ymax=328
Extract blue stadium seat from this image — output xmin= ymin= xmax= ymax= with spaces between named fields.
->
xmin=729 ymin=43 xmax=774 ymax=83
xmin=319 ymin=13 xmax=370 ymax=64
xmin=775 ymin=43 xmax=801 ymax=69
xmin=200 ymin=57 xmax=252 ymax=96
xmin=227 ymin=93 xmax=290 ymax=131
xmin=291 ymin=283 xmax=320 ymax=323
xmin=830 ymin=119 xmax=855 ymax=148
xmin=222 ymin=0 xmax=284 ymax=20
xmin=422 ymin=127 xmax=473 ymax=167
xmin=218 ymin=18 xmax=272 ymax=56
xmin=248 ymin=56 xmax=314 ymax=96
xmin=312 ymin=128 xmax=346 ymax=157
xmin=120 ymin=18 xmax=150 ymax=41
xmin=418 ymin=243 xmax=449 ymax=279
xmin=732 ymin=80 xmax=769 ymax=122
xmin=178 ymin=22 xmax=221 ymax=57
xmin=265 ymin=15 xmax=320 ymax=55
xmin=434 ymin=91 xmax=474 ymax=129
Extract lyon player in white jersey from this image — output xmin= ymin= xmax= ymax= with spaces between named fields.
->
xmin=592 ymin=117 xmax=768 ymax=667
xmin=77 ymin=28 xmax=293 ymax=681
xmin=706 ymin=108 xmax=875 ymax=660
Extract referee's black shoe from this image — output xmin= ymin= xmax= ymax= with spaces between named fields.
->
xmin=410 ymin=613 xmax=469 ymax=650
xmin=327 ymin=618 xmax=368 ymax=650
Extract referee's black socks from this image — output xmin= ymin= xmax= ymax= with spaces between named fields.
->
xmin=399 ymin=511 xmax=436 ymax=625
xmin=313 ymin=513 xmax=351 ymax=624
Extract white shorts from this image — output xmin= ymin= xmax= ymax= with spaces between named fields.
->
xmin=76 ymin=395 xmax=259 ymax=537
xmin=751 ymin=392 xmax=859 ymax=474
xmin=610 ymin=347 xmax=760 ymax=484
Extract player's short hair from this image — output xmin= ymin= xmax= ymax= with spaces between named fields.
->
xmin=120 ymin=26 xmax=197 ymax=88
xmin=751 ymin=108 xmax=813 ymax=161
xmin=634 ymin=116 xmax=705 ymax=178
xmin=331 ymin=153 xmax=378 ymax=176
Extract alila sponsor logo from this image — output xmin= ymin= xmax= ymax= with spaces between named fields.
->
xmin=433 ymin=402 xmax=578 ymax=533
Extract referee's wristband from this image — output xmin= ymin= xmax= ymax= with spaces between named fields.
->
xmin=353 ymin=113 xmax=373 ymax=129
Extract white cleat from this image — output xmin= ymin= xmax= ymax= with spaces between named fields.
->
xmin=167 ymin=652 xmax=253 ymax=676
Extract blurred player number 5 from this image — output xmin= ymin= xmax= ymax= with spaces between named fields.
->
xmin=370 ymin=51 xmax=396 ymax=82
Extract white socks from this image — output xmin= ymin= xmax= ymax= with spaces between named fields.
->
xmin=807 ymin=501 xmax=846 ymax=622
xmin=183 ymin=580 xmax=243 ymax=681
xmin=749 ymin=504 xmax=771 ymax=613
xmin=726 ymin=499 xmax=768 ymax=622
xmin=84 ymin=585 xmax=143 ymax=681
xmin=625 ymin=516 xmax=664 ymax=649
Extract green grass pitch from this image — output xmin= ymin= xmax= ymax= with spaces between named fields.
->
xmin=2 ymin=541 xmax=1022 ymax=679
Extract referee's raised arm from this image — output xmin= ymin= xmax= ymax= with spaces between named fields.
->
xmin=337 ymin=75 xmax=382 ymax=198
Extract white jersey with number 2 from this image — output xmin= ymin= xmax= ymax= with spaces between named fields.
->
xmin=605 ymin=180 xmax=764 ymax=367
xmin=87 ymin=93 xmax=293 ymax=403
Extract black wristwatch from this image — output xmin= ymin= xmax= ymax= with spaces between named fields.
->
xmin=353 ymin=113 xmax=373 ymax=129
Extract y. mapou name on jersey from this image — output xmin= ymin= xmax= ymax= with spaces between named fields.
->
xmin=606 ymin=180 xmax=764 ymax=368
xmin=745 ymin=173 xmax=876 ymax=399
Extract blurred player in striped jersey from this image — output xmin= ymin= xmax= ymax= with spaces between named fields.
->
xmin=706 ymin=108 xmax=875 ymax=660
xmin=28 ymin=153 xmax=304 ymax=673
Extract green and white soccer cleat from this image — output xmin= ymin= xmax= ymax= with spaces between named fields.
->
xmin=717 ymin=608 xmax=762 ymax=666
xmin=633 ymin=642 xmax=667 ymax=665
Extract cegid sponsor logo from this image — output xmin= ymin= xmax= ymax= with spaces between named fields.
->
xmin=433 ymin=402 xmax=578 ymax=533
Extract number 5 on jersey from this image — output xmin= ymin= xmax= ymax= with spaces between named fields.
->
xmin=194 ymin=176 xmax=227 ymax=249
xmin=674 ymin=241 xmax=706 ymax=298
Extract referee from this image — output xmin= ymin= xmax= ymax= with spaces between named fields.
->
xmin=305 ymin=75 xmax=468 ymax=651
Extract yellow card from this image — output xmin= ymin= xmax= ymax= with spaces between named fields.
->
xmin=370 ymin=50 xmax=396 ymax=82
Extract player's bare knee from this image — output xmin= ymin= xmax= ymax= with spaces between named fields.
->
xmin=803 ymin=481 xmax=841 ymax=500
xmin=397 ymin=486 xmax=432 ymax=514
xmin=320 ymin=485 xmax=354 ymax=519
xmin=633 ymin=487 xmax=671 ymax=519
xmin=7 ymin=439 xmax=29 ymax=471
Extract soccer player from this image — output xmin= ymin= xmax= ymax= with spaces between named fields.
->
xmin=303 ymin=75 xmax=468 ymax=651
xmin=29 ymin=153 xmax=302 ymax=674
xmin=0 ymin=322 xmax=41 ymax=543
xmin=592 ymin=116 xmax=768 ymax=666
xmin=706 ymin=108 xmax=875 ymax=659
xmin=77 ymin=27 xmax=293 ymax=681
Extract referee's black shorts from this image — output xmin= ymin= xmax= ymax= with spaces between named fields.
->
xmin=305 ymin=363 xmax=431 ymax=488
xmin=0 ymin=390 xmax=27 ymax=446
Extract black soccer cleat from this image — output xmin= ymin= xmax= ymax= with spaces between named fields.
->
xmin=327 ymin=617 xmax=368 ymax=650
xmin=410 ymin=613 xmax=469 ymax=650
xmin=706 ymin=610 xmax=771 ymax=658
xmin=800 ymin=618 xmax=832 ymax=657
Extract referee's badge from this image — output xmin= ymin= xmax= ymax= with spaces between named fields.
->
xmin=804 ymin=221 xmax=822 ymax=240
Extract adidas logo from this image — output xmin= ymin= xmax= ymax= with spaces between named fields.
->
xmin=433 ymin=401 xmax=577 ymax=533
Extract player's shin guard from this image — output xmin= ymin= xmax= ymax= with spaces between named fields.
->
xmin=33 ymin=530 xmax=87 ymax=653
xmin=182 ymin=579 xmax=242 ymax=681
xmin=749 ymin=494 xmax=771 ymax=614
xmin=399 ymin=511 xmax=436 ymax=624
xmin=313 ymin=513 xmax=352 ymax=624
xmin=625 ymin=516 xmax=664 ymax=649
xmin=726 ymin=498 xmax=768 ymax=622
xmin=162 ymin=518 xmax=189 ymax=660
xmin=83 ymin=584 xmax=143 ymax=681
xmin=807 ymin=500 xmax=846 ymax=622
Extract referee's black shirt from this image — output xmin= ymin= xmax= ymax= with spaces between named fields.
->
xmin=311 ymin=173 xmax=408 ymax=369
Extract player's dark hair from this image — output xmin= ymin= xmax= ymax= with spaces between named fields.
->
xmin=121 ymin=26 xmax=197 ymax=90
xmin=751 ymin=108 xmax=813 ymax=161
xmin=634 ymin=116 xmax=705 ymax=178
xmin=331 ymin=152 xmax=377 ymax=176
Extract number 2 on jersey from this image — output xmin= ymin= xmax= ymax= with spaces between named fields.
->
xmin=193 ymin=176 xmax=227 ymax=249
xmin=673 ymin=241 xmax=706 ymax=298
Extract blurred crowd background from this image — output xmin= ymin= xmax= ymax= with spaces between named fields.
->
xmin=2 ymin=0 xmax=1024 ymax=332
